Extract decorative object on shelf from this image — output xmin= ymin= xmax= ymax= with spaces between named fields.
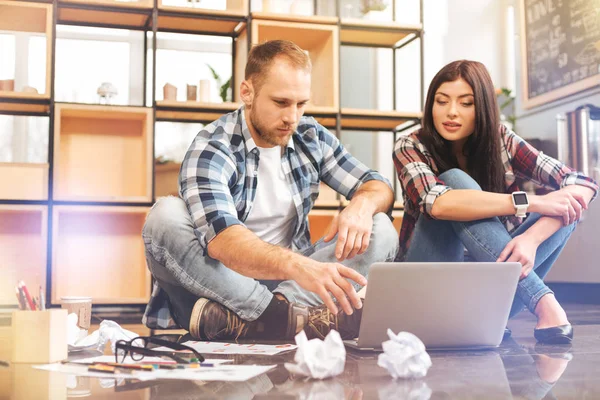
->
xmin=361 ymin=0 xmax=389 ymax=20
xmin=0 ymin=79 xmax=15 ymax=92
xmin=496 ymin=87 xmax=517 ymax=130
xmin=186 ymin=84 xmax=197 ymax=101
xmin=96 ymin=82 xmax=118 ymax=105
xmin=21 ymin=86 xmax=39 ymax=94
xmin=198 ymin=79 xmax=211 ymax=102
xmin=163 ymin=83 xmax=177 ymax=101
xmin=186 ymin=0 xmax=202 ymax=7
xmin=206 ymin=64 xmax=231 ymax=103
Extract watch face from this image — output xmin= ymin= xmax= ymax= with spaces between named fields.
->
xmin=513 ymin=193 xmax=528 ymax=205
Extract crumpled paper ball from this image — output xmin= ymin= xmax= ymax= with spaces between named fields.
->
xmin=378 ymin=329 xmax=432 ymax=379
xmin=284 ymin=330 xmax=346 ymax=379
xmin=68 ymin=318 xmax=138 ymax=353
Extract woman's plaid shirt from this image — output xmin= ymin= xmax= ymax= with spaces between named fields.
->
xmin=393 ymin=125 xmax=599 ymax=261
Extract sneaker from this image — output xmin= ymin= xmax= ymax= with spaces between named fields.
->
xmin=189 ymin=298 xmax=309 ymax=340
xmin=304 ymin=302 xmax=363 ymax=340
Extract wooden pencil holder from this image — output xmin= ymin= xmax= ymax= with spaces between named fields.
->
xmin=11 ymin=309 xmax=68 ymax=364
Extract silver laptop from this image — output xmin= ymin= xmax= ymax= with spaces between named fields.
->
xmin=344 ymin=262 xmax=521 ymax=351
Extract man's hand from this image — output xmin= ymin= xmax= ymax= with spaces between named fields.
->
xmin=497 ymin=233 xmax=541 ymax=280
xmin=292 ymin=260 xmax=367 ymax=315
xmin=323 ymin=198 xmax=375 ymax=261
xmin=529 ymin=190 xmax=587 ymax=226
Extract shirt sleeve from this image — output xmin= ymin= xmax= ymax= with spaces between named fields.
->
xmin=179 ymin=136 xmax=244 ymax=255
xmin=313 ymin=120 xmax=393 ymax=199
xmin=506 ymin=129 xmax=598 ymax=201
xmin=393 ymin=135 xmax=452 ymax=218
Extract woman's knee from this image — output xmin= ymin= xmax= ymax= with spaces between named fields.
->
xmin=439 ymin=168 xmax=481 ymax=190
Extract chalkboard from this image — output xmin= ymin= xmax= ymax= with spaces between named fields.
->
xmin=520 ymin=0 xmax=600 ymax=109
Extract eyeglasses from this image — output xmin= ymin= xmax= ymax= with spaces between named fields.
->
xmin=115 ymin=336 xmax=205 ymax=364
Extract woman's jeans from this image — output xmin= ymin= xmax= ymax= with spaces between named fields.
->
xmin=405 ymin=169 xmax=576 ymax=318
xmin=142 ymin=196 xmax=399 ymax=329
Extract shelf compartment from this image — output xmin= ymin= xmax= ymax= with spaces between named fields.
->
xmin=0 ymin=205 xmax=47 ymax=306
xmin=57 ymin=0 xmax=153 ymax=30
xmin=340 ymin=19 xmax=421 ymax=47
xmin=53 ymin=104 xmax=153 ymax=202
xmin=308 ymin=209 xmax=338 ymax=244
xmin=0 ymin=163 xmax=48 ymax=200
xmin=238 ymin=19 xmax=339 ymax=110
xmin=155 ymin=100 xmax=240 ymax=122
xmin=341 ymin=108 xmax=422 ymax=131
xmin=155 ymin=161 xmax=180 ymax=198
xmin=51 ymin=205 xmax=151 ymax=304
xmin=0 ymin=1 xmax=52 ymax=99
xmin=250 ymin=12 xmax=337 ymax=25
xmin=157 ymin=0 xmax=246 ymax=35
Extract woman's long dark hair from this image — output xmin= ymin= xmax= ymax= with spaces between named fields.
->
xmin=420 ymin=60 xmax=505 ymax=193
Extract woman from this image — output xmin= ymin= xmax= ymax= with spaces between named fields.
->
xmin=392 ymin=60 xmax=598 ymax=344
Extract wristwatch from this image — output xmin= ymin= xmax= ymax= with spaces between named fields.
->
xmin=511 ymin=191 xmax=529 ymax=217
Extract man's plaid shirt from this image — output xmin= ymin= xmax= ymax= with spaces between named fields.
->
xmin=393 ymin=124 xmax=599 ymax=261
xmin=143 ymin=106 xmax=392 ymax=329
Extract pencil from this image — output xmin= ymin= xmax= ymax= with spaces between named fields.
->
xmin=15 ymin=288 xmax=25 ymax=310
xmin=19 ymin=282 xmax=35 ymax=311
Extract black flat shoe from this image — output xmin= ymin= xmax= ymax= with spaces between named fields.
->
xmin=534 ymin=324 xmax=573 ymax=344
xmin=503 ymin=327 xmax=512 ymax=339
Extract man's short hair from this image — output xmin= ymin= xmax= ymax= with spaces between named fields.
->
xmin=245 ymin=40 xmax=312 ymax=93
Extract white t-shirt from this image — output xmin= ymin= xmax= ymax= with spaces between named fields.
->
xmin=244 ymin=145 xmax=296 ymax=248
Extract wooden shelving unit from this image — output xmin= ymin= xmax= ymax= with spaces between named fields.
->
xmin=51 ymin=205 xmax=151 ymax=304
xmin=0 ymin=0 xmax=52 ymax=110
xmin=340 ymin=19 xmax=422 ymax=47
xmin=155 ymin=161 xmax=180 ymax=198
xmin=157 ymin=0 xmax=246 ymax=35
xmin=0 ymin=0 xmax=421 ymax=307
xmin=155 ymin=100 xmax=240 ymax=122
xmin=240 ymin=19 xmax=339 ymax=111
xmin=307 ymin=209 xmax=338 ymax=244
xmin=57 ymin=0 xmax=153 ymax=30
xmin=0 ymin=163 xmax=48 ymax=201
xmin=53 ymin=104 xmax=153 ymax=202
xmin=0 ymin=205 xmax=47 ymax=306
xmin=341 ymin=108 xmax=422 ymax=130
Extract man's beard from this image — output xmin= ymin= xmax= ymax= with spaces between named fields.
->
xmin=249 ymin=106 xmax=294 ymax=147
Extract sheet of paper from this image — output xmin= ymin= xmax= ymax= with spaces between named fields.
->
xmin=33 ymin=363 xmax=276 ymax=382
xmin=70 ymin=355 xmax=231 ymax=365
xmin=154 ymin=341 xmax=297 ymax=355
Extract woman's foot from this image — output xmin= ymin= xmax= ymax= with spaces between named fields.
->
xmin=534 ymin=294 xmax=573 ymax=344
xmin=534 ymin=294 xmax=569 ymax=329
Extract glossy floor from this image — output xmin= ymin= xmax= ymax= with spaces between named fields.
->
xmin=2 ymin=303 xmax=599 ymax=399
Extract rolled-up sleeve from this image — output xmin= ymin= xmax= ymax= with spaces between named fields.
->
xmin=507 ymin=130 xmax=598 ymax=202
xmin=314 ymin=120 xmax=392 ymax=199
xmin=179 ymin=137 xmax=243 ymax=254
xmin=393 ymin=136 xmax=452 ymax=218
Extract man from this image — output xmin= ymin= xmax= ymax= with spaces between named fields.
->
xmin=142 ymin=40 xmax=398 ymax=341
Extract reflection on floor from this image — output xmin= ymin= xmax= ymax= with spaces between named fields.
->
xmin=2 ymin=303 xmax=600 ymax=399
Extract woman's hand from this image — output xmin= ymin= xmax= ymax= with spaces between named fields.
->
xmin=497 ymin=233 xmax=541 ymax=280
xmin=529 ymin=190 xmax=587 ymax=226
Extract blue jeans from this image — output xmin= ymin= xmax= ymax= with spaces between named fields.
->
xmin=142 ymin=197 xmax=399 ymax=328
xmin=405 ymin=169 xmax=576 ymax=318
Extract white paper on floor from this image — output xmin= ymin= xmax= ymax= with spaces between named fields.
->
xmin=284 ymin=330 xmax=345 ymax=379
xmin=153 ymin=341 xmax=297 ymax=355
xmin=70 ymin=355 xmax=232 ymax=365
xmin=33 ymin=363 xmax=276 ymax=382
xmin=377 ymin=329 xmax=432 ymax=379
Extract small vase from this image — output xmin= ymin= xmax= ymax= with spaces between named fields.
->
xmin=163 ymin=83 xmax=177 ymax=101
xmin=199 ymin=79 xmax=211 ymax=102
xmin=363 ymin=10 xmax=389 ymax=21
xmin=186 ymin=84 xmax=197 ymax=101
